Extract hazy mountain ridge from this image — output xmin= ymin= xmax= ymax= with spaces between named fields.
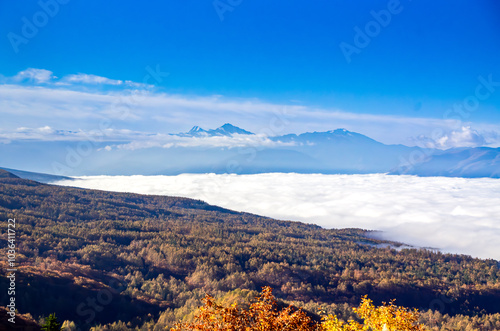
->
xmin=0 ymin=167 xmax=72 ymax=183
xmin=179 ymin=125 xmax=500 ymax=178
xmin=178 ymin=123 xmax=254 ymax=137
xmin=0 ymin=169 xmax=20 ymax=179
xmin=1 ymin=124 xmax=499 ymax=178
xmin=390 ymin=147 xmax=500 ymax=178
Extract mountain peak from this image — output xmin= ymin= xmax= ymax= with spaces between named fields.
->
xmin=215 ymin=123 xmax=253 ymax=135
xmin=326 ymin=128 xmax=351 ymax=135
xmin=220 ymin=123 xmax=237 ymax=130
xmin=272 ymin=128 xmax=379 ymax=146
xmin=188 ymin=126 xmax=205 ymax=133
xmin=181 ymin=124 xmax=253 ymax=137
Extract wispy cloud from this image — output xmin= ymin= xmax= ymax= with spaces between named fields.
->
xmin=12 ymin=68 xmax=56 ymax=84
xmin=4 ymin=68 xmax=152 ymax=89
xmin=114 ymin=133 xmax=295 ymax=150
xmin=0 ymin=126 xmax=141 ymax=142
xmin=0 ymin=124 xmax=295 ymax=150
xmin=54 ymin=173 xmax=500 ymax=260
xmin=60 ymin=73 xmax=152 ymax=89
xmin=2 ymin=68 xmax=500 ymax=148
xmin=411 ymin=126 xmax=494 ymax=149
xmin=62 ymin=73 xmax=124 ymax=86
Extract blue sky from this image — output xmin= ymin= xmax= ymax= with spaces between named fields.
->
xmin=0 ymin=0 xmax=499 ymax=147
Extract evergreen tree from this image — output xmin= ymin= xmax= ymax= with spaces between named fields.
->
xmin=41 ymin=313 xmax=63 ymax=331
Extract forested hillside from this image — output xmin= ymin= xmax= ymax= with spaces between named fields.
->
xmin=0 ymin=170 xmax=499 ymax=330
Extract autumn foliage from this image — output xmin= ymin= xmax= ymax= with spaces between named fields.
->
xmin=322 ymin=295 xmax=427 ymax=331
xmin=171 ymin=286 xmax=316 ymax=331
xmin=2 ymin=176 xmax=498 ymax=330
xmin=172 ymin=287 xmax=427 ymax=331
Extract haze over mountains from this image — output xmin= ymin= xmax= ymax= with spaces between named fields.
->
xmin=1 ymin=123 xmax=499 ymax=178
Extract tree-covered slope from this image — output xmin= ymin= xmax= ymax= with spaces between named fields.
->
xmin=0 ymin=172 xmax=499 ymax=330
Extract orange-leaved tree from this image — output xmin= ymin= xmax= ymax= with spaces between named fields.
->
xmin=171 ymin=287 xmax=427 ymax=331
xmin=171 ymin=286 xmax=317 ymax=331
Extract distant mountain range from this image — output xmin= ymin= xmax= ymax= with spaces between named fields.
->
xmin=390 ymin=147 xmax=500 ymax=178
xmin=0 ymin=123 xmax=499 ymax=178
xmin=179 ymin=123 xmax=254 ymax=137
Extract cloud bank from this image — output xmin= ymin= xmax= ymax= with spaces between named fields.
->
xmin=12 ymin=68 xmax=56 ymax=84
xmin=412 ymin=126 xmax=492 ymax=149
xmin=0 ymin=124 xmax=294 ymax=150
xmin=54 ymin=173 xmax=500 ymax=261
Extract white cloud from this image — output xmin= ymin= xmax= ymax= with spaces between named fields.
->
xmin=2 ymin=68 xmax=500 ymax=147
xmin=58 ymin=74 xmax=153 ymax=89
xmin=415 ymin=126 xmax=488 ymax=149
xmin=0 ymin=84 xmax=134 ymax=123
xmin=114 ymin=133 xmax=295 ymax=150
xmin=0 ymin=126 xmax=143 ymax=142
xmin=0 ymin=126 xmax=58 ymax=140
xmin=439 ymin=127 xmax=487 ymax=148
xmin=0 ymin=82 xmax=485 ymax=145
xmin=0 ymin=123 xmax=296 ymax=149
xmin=13 ymin=68 xmax=55 ymax=84
xmin=7 ymin=68 xmax=153 ymax=91
xmin=482 ymin=130 xmax=500 ymax=147
xmin=54 ymin=173 xmax=500 ymax=260
xmin=62 ymin=73 xmax=124 ymax=86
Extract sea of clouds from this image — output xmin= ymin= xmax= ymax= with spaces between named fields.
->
xmin=54 ymin=173 xmax=500 ymax=261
